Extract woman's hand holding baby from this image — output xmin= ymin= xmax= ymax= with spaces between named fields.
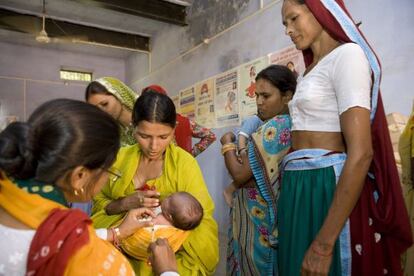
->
xmin=123 ymin=190 xmax=160 ymax=210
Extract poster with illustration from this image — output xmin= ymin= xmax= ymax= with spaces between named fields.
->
xmin=214 ymin=70 xmax=240 ymax=127
xmin=238 ymin=57 xmax=269 ymax=119
xmin=195 ymin=78 xmax=216 ymax=128
xmin=178 ymin=86 xmax=196 ymax=120
xmin=268 ymin=45 xmax=306 ymax=79
xmin=171 ymin=95 xmax=180 ymax=112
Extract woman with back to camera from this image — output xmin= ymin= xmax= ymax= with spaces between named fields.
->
xmin=221 ymin=65 xmax=296 ymax=275
xmin=0 ymin=99 xmax=178 ymax=275
xmin=91 ymin=90 xmax=219 ymax=275
xmin=278 ymin=0 xmax=412 ymax=275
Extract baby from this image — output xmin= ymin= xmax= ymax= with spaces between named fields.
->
xmin=121 ymin=191 xmax=203 ymax=261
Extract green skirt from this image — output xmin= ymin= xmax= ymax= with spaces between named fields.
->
xmin=277 ymin=167 xmax=342 ymax=276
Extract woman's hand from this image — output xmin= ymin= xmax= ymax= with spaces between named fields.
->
xmin=301 ymin=241 xmax=333 ymax=276
xmin=105 ymin=189 xmax=160 ymax=215
xmin=148 ymin=238 xmax=177 ymax=276
xmin=220 ymin=132 xmax=236 ymax=145
xmin=118 ymin=208 xmax=156 ymax=239
xmin=123 ymin=190 xmax=160 ymax=210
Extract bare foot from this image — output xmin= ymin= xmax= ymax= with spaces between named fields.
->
xmin=223 ymin=189 xmax=233 ymax=207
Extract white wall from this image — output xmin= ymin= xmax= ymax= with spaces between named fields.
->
xmin=0 ymin=41 xmax=125 ymax=120
xmin=126 ymin=0 xmax=414 ymax=233
xmin=348 ymin=0 xmax=414 ymax=116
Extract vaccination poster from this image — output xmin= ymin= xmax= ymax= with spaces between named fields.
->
xmin=214 ymin=70 xmax=240 ymax=127
xmin=171 ymin=94 xmax=180 ymax=112
xmin=238 ymin=56 xmax=269 ymax=120
xmin=195 ymin=78 xmax=216 ymax=128
xmin=268 ymin=45 xmax=305 ymax=79
xmin=178 ymin=86 xmax=196 ymax=120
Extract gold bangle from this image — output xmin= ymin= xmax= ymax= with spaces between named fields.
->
xmin=221 ymin=143 xmax=236 ymax=151
xmin=221 ymin=146 xmax=237 ymax=155
xmin=221 ymin=143 xmax=237 ymax=155
xmin=222 ymin=142 xmax=236 ymax=147
xmin=221 ymin=146 xmax=236 ymax=153
xmin=221 ymin=143 xmax=236 ymax=148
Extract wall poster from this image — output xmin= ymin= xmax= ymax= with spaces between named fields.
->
xmin=214 ymin=70 xmax=240 ymax=127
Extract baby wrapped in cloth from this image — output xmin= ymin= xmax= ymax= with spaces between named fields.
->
xmin=121 ymin=191 xmax=203 ymax=260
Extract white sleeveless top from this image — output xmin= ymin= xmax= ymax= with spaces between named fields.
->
xmin=289 ymin=43 xmax=372 ymax=132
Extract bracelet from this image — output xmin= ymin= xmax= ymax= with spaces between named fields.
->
xmin=110 ymin=227 xmax=121 ymax=249
xmin=221 ymin=145 xmax=236 ymax=151
xmin=221 ymin=146 xmax=237 ymax=155
xmin=238 ymin=147 xmax=247 ymax=155
xmin=311 ymin=243 xmax=333 ymax=257
xmin=221 ymin=143 xmax=236 ymax=149
xmin=221 ymin=143 xmax=237 ymax=155
xmin=221 ymin=143 xmax=236 ymax=148
xmin=222 ymin=148 xmax=236 ymax=155
xmin=114 ymin=227 xmax=121 ymax=239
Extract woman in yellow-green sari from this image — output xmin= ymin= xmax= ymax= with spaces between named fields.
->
xmin=92 ymin=90 xmax=219 ymax=275
xmin=85 ymin=77 xmax=138 ymax=146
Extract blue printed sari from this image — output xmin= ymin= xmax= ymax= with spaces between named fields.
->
xmin=227 ymin=115 xmax=291 ymax=276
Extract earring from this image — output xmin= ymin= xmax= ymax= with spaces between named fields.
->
xmin=73 ymin=187 xmax=84 ymax=196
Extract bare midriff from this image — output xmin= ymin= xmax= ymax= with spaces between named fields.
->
xmin=291 ymin=131 xmax=345 ymax=152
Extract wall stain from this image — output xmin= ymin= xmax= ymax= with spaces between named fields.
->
xmin=186 ymin=0 xmax=251 ymax=45
xmin=185 ymin=0 xmax=251 ymax=72
xmin=219 ymin=49 xmax=240 ymax=72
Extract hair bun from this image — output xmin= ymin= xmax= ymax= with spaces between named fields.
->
xmin=0 ymin=122 xmax=37 ymax=179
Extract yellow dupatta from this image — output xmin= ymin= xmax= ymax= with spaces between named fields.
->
xmin=92 ymin=143 xmax=219 ymax=275
xmin=0 ymin=175 xmax=134 ymax=276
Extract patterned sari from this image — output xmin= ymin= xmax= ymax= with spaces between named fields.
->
xmin=227 ymin=115 xmax=291 ymax=276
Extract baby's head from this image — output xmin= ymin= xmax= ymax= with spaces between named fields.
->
xmin=161 ymin=192 xmax=203 ymax=231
